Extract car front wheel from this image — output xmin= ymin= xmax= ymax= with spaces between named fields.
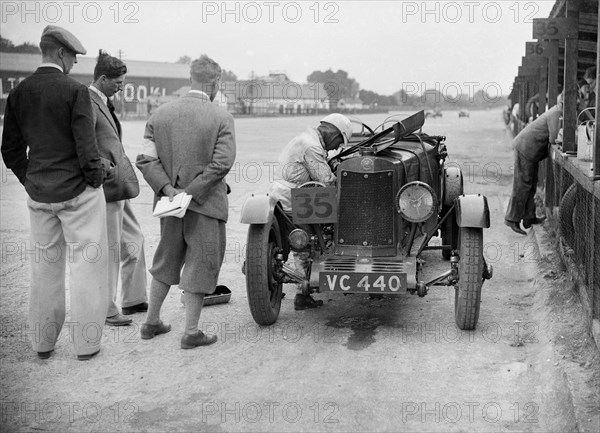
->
xmin=246 ymin=218 xmax=283 ymax=325
xmin=454 ymin=227 xmax=484 ymax=330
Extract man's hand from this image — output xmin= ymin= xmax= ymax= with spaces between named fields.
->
xmin=328 ymin=157 xmax=341 ymax=173
xmin=161 ymin=185 xmax=184 ymax=201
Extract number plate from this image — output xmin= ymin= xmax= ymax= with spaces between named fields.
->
xmin=319 ymin=273 xmax=406 ymax=293
xmin=291 ymin=187 xmax=337 ymax=224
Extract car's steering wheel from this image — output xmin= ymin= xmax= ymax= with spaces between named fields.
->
xmin=298 ymin=181 xmax=326 ymax=188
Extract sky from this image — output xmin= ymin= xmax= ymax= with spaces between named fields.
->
xmin=1 ymin=1 xmax=557 ymax=96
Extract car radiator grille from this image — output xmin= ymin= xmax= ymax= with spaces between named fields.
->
xmin=322 ymin=257 xmax=405 ymax=273
xmin=337 ymin=170 xmax=395 ymax=246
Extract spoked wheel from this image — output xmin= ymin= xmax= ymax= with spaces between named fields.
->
xmin=454 ymin=227 xmax=484 ymax=330
xmin=246 ymin=218 xmax=283 ymax=325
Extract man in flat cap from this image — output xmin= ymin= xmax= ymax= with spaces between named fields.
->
xmin=1 ymin=25 xmax=109 ymax=361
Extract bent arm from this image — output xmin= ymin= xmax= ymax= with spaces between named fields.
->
xmin=136 ymin=121 xmax=172 ymax=195
xmin=184 ymin=115 xmax=236 ymax=203
xmin=0 ymin=96 xmax=28 ymax=184
xmin=72 ymin=87 xmax=105 ymax=187
xmin=303 ymin=145 xmax=336 ymax=185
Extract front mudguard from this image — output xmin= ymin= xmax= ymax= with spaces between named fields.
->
xmin=240 ymin=193 xmax=291 ymax=255
xmin=240 ymin=193 xmax=274 ymax=224
xmin=455 ymin=194 xmax=490 ymax=228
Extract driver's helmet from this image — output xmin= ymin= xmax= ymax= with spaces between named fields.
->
xmin=320 ymin=113 xmax=352 ymax=146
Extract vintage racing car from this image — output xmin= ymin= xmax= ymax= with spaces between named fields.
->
xmin=240 ymin=111 xmax=493 ymax=330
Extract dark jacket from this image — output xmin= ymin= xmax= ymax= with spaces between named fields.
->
xmin=89 ymin=89 xmax=139 ymax=202
xmin=1 ymin=67 xmax=105 ymax=203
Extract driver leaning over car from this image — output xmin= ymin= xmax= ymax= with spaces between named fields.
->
xmin=270 ymin=113 xmax=352 ymax=310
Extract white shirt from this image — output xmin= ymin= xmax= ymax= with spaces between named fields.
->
xmin=40 ymin=63 xmax=63 ymax=72
xmin=188 ymin=90 xmax=210 ymax=99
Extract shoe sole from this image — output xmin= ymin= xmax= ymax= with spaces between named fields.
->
xmin=140 ymin=330 xmax=170 ymax=340
xmin=141 ymin=325 xmax=171 ymax=340
xmin=77 ymin=350 xmax=100 ymax=361
xmin=181 ymin=336 xmax=217 ymax=349
xmin=37 ymin=350 xmax=53 ymax=359
xmin=181 ymin=341 xmax=217 ymax=349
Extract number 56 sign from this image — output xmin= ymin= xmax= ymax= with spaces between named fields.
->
xmin=291 ymin=187 xmax=337 ymax=224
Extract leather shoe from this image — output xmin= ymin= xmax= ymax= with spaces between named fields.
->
xmin=505 ymin=220 xmax=527 ymax=235
xmin=122 ymin=302 xmax=148 ymax=315
xmin=140 ymin=321 xmax=171 ymax=340
xmin=294 ymin=294 xmax=324 ymax=310
xmin=105 ymin=313 xmax=133 ymax=326
xmin=181 ymin=331 xmax=217 ymax=349
xmin=37 ymin=350 xmax=53 ymax=359
xmin=77 ymin=349 xmax=100 ymax=361
xmin=523 ymin=216 xmax=546 ymax=228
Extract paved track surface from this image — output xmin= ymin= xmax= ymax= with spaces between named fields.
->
xmin=1 ymin=110 xmax=597 ymax=432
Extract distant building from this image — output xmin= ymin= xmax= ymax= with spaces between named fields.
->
xmin=0 ymin=54 xmax=331 ymax=116
xmin=220 ymin=73 xmax=331 ymax=115
xmin=0 ymin=52 xmax=190 ymax=116
xmin=336 ymin=97 xmax=365 ymax=112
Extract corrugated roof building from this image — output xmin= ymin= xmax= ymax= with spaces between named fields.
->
xmin=0 ymin=53 xmax=332 ymax=116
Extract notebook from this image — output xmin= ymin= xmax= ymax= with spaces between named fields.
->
xmin=152 ymin=192 xmax=193 ymax=218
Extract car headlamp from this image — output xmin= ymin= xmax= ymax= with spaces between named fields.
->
xmin=396 ymin=181 xmax=437 ymax=223
xmin=288 ymin=229 xmax=310 ymax=250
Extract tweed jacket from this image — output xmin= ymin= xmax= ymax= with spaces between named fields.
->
xmin=513 ymin=103 xmax=562 ymax=163
xmin=89 ymin=89 xmax=139 ymax=202
xmin=1 ymin=67 xmax=105 ymax=203
xmin=136 ymin=92 xmax=236 ymax=222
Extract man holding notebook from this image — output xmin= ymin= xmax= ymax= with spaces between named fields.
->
xmin=136 ymin=55 xmax=236 ymax=349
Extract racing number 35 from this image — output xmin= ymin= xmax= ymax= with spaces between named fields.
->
xmin=291 ymin=187 xmax=337 ymax=224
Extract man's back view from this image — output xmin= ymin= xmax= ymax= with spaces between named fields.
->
xmin=1 ymin=25 xmax=109 ymax=361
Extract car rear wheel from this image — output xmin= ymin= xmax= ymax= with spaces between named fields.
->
xmin=246 ymin=218 xmax=283 ymax=325
xmin=454 ymin=227 xmax=484 ymax=330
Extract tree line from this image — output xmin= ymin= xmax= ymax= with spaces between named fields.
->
xmin=1 ymin=38 xmax=505 ymax=109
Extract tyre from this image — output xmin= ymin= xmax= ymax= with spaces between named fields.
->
xmin=454 ymin=227 xmax=484 ymax=330
xmin=441 ymin=208 xmax=458 ymax=260
xmin=246 ymin=218 xmax=283 ymax=325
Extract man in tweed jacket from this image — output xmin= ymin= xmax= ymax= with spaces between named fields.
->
xmin=136 ymin=55 xmax=236 ymax=348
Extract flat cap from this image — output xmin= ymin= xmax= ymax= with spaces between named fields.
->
xmin=40 ymin=25 xmax=86 ymax=55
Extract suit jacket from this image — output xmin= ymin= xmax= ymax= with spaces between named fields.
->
xmin=513 ymin=104 xmax=562 ymax=163
xmin=136 ymin=92 xmax=236 ymax=222
xmin=1 ymin=67 xmax=105 ymax=203
xmin=89 ymin=89 xmax=139 ymax=202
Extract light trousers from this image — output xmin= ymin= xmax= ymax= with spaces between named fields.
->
xmin=27 ymin=186 xmax=108 ymax=356
xmin=105 ymin=199 xmax=148 ymax=317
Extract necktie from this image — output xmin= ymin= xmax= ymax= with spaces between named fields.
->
xmin=106 ymin=98 xmax=122 ymax=138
